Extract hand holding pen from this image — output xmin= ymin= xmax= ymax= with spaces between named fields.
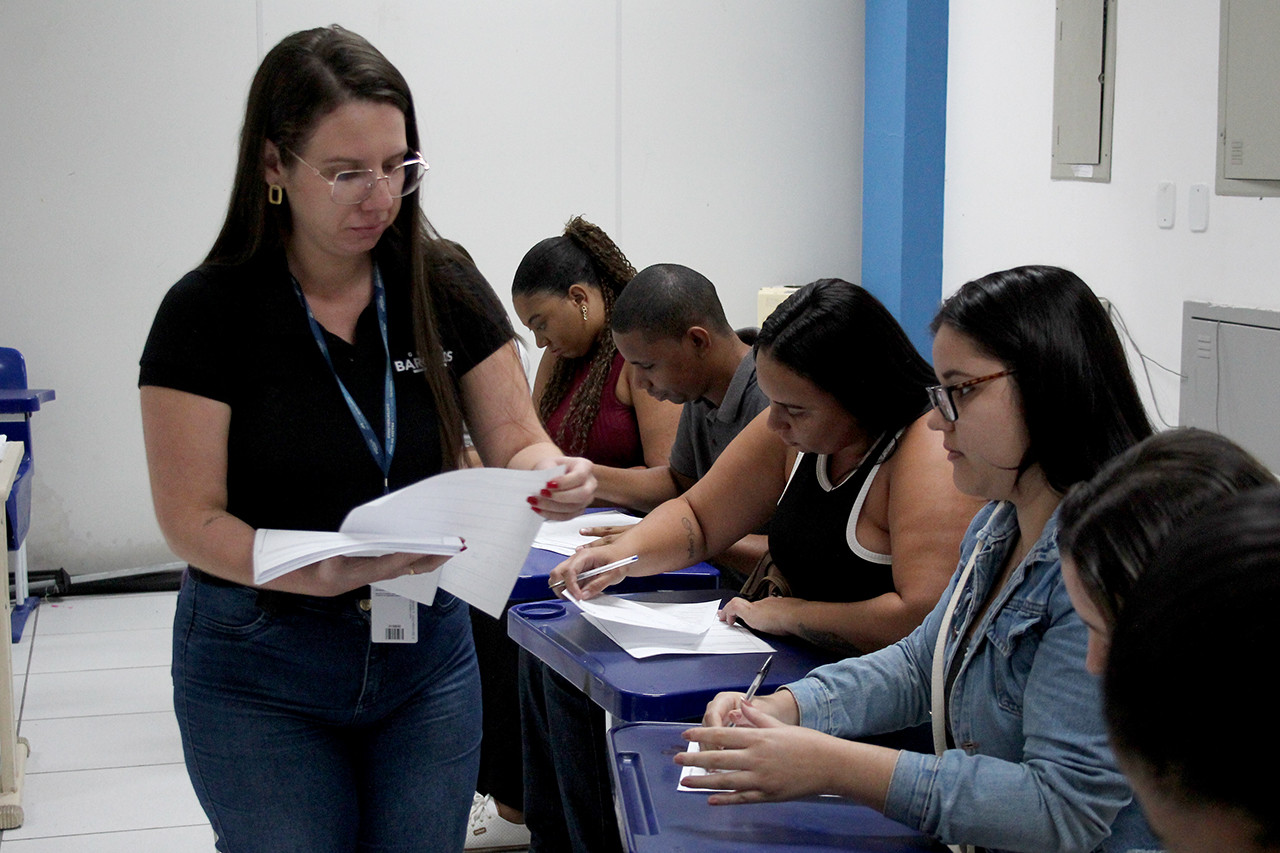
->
xmin=728 ymin=654 xmax=774 ymax=728
xmin=548 ymin=554 xmax=639 ymax=598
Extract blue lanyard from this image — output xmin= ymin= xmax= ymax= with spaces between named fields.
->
xmin=292 ymin=265 xmax=397 ymax=493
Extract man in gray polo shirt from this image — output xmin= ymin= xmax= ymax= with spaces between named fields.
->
xmin=587 ymin=262 xmax=771 ymax=583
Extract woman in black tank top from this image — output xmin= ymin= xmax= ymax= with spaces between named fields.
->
xmin=767 ymin=424 xmax=904 ymax=605
xmin=551 ymin=279 xmax=982 ymax=655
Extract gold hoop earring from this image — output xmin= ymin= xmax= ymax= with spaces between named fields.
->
xmin=580 ymin=304 xmax=589 ymax=322
xmin=268 ymin=184 xmax=284 ymax=205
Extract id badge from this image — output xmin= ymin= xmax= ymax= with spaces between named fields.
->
xmin=371 ymin=587 xmax=418 ymax=643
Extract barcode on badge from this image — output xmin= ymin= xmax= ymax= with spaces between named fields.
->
xmin=371 ymin=591 xmax=417 ymax=643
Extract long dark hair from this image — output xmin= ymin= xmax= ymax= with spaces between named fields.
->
xmin=756 ymin=279 xmax=935 ymax=442
xmin=1106 ymin=485 xmax=1280 ymax=846
xmin=931 ymin=265 xmax=1152 ymax=493
xmin=512 ymin=216 xmax=635 ymax=456
xmin=1058 ymin=428 xmax=1275 ymax=628
xmin=205 ymin=25 xmax=478 ymax=467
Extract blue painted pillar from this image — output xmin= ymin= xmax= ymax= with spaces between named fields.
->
xmin=861 ymin=1 xmax=949 ymax=358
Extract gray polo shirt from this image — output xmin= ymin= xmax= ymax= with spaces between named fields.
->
xmin=668 ymin=351 xmax=769 ymax=481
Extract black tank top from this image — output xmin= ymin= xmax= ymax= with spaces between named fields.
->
xmin=767 ymin=427 xmax=901 ymax=603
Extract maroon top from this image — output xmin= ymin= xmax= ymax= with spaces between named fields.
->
xmin=544 ymin=351 xmax=644 ymax=468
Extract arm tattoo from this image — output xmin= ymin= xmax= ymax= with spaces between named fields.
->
xmin=681 ymin=516 xmax=697 ymax=561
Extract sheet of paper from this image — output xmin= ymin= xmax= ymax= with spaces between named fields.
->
xmin=568 ymin=594 xmax=719 ymax=635
xmin=364 ymin=466 xmax=563 ymax=618
xmin=532 ymin=511 xmax=641 ymax=555
xmin=568 ymin=594 xmax=775 ymax=658
xmin=678 ymin=741 xmax=734 ymax=792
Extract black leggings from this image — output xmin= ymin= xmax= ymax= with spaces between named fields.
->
xmin=470 ymin=605 xmax=524 ymax=810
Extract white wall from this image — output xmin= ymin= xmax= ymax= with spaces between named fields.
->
xmin=944 ymin=1 xmax=1280 ymax=429
xmin=0 ymin=0 xmax=863 ymax=575
xmin=1 ymin=1 xmax=257 ymax=576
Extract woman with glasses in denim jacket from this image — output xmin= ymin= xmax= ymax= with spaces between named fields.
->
xmin=683 ymin=266 xmax=1160 ymax=853
xmin=139 ymin=27 xmax=595 ymax=853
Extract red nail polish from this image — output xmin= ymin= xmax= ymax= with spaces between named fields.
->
xmin=546 ymin=480 xmax=560 ymax=490
xmin=540 ymin=488 xmax=552 ymax=497
xmin=527 ymin=496 xmax=538 ymax=505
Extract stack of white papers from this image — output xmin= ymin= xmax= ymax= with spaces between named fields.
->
xmin=251 ymin=466 xmax=562 ymax=617
xmin=568 ymin=594 xmax=775 ymax=658
xmin=253 ymin=531 xmax=463 ymax=585
xmin=532 ymin=511 xmax=641 ymax=555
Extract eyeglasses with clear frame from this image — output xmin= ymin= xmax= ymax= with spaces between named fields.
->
xmin=926 ymin=370 xmax=1015 ymax=422
xmin=285 ymin=148 xmax=428 ymax=205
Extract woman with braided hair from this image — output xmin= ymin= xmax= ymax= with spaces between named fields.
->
xmin=468 ymin=218 xmax=677 ymax=847
xmin=513 ymin=216 xmax=681 ymax=467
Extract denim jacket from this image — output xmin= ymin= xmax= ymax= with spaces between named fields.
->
xmin=786 ymin=502 xmax=1158 ymax=853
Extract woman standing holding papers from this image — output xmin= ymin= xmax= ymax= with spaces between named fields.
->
xmin=139 ymin=27 xmax=592 ymax=853
xmin=682 ymin=267 xmax=1158 ymax=853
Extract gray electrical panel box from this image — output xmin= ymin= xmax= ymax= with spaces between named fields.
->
xmin=1180 ymin=301 xmax=1280 ymax=474
xmin=1217 ymin=0 xmax=1280 ymax=196
xmin=1051 ymin=0 xmax=1117 ymax=182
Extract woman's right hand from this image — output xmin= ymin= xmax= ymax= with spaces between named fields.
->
xmin=548 ymin=546 xmax=632 ymax=600
xmin=703 ymin=688 xmax=801 ymax=728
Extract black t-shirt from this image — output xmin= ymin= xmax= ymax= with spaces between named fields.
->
xmin=139 ymin=249 xmax=511 ymax=533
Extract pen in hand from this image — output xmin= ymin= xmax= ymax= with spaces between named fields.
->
xmin=728 ymin=654 xmax=774 ymax=728
xmin=548 ymin=555 xmax=640 ymax=592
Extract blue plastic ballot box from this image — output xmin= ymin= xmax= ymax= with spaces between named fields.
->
xmin=507 ymin=590 xmax=832 ymax=721
xmin=607 ymin=722 xmax=944 ymax=852
xmin=511 ymin=549 xmax=721 ymax=603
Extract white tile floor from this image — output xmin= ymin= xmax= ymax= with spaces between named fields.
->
xmin=2 ymin=591 xmax=217 ymax=851
xmin=1 ymin=592 xmax=531 ymax=852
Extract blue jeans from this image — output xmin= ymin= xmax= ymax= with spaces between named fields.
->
xmin=173 ymin=573 xmax=482 ymax=853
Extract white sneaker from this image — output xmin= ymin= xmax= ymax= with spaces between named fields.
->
xmin=466 ymin=793 xmax=531 ymax=851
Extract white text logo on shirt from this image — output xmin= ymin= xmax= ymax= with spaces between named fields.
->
xmin=394 ymin=352 xmax=425 ymax=373
xmin=393 ymin=350 xmax=451 ymax=373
